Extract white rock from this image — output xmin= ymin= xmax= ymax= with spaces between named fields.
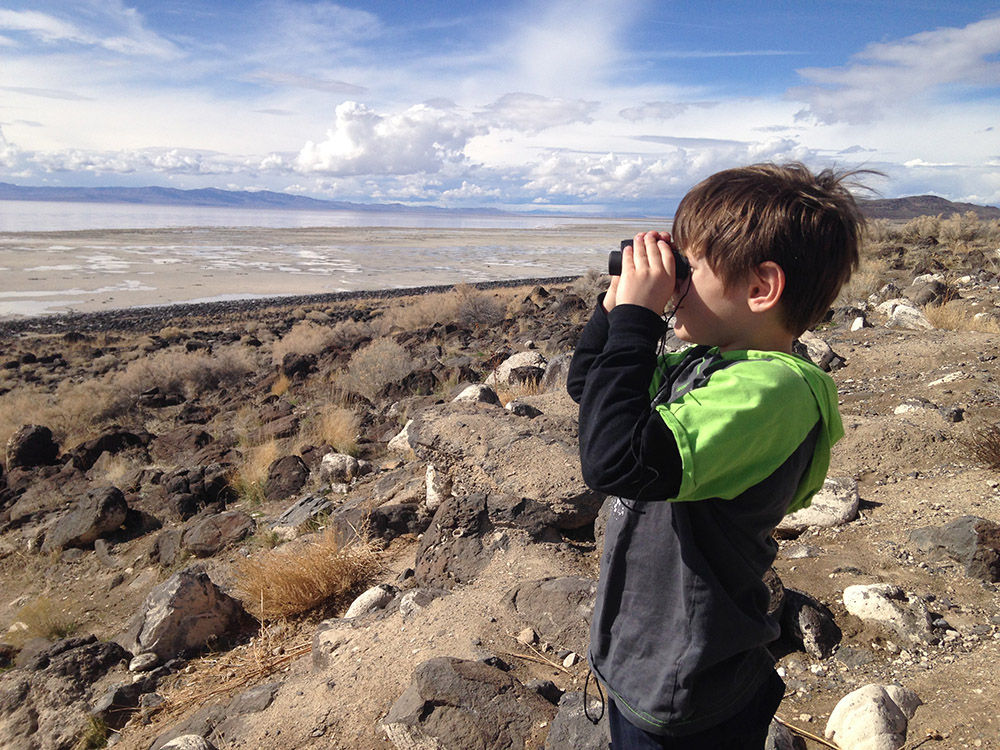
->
xmin=888 ymin=302 xmax=934 ymax=331
xmin=387 ymin=419 xmax=416 ymax=457
xmin=320 ymin=452 xmax=360 ymax=483
xmin=912 ymin=273 xmax=945 ymax=286
xmin=778 ymin=477 xmax=859 ymax=532
xmin=159 ymin=737 xmax=217 ymax=750
xmin=484 ymin=351 xmax=547 ymax=387
xmin=851 ymin=316 xmax=867 ymax=332
xmin=825 ymin=684 xmax=917 ymax=750
xmin=843 ymin=584 xmax=934 ymax=643
xmin=797 ymin=331 xmax=835 ymax=370
xmin=425 ymin=464 xmax=451 ymax=512
xmin=344 ymin=584 xmax=396 ymax=619
xmin=452 ymin=384 xmax=501 ymax=405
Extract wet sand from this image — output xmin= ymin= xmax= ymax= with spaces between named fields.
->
xmin=0 ymin=223 xmax=652 ymax=318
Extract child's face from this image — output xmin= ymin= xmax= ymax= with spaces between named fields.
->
xmin=671 ymin=251 xmax=753 ymax=351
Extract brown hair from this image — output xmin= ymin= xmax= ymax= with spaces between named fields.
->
xmin=672 ymin=162 xmax=870 ymax=336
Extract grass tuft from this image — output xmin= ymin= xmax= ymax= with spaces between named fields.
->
xmin=10 ymin=596 xmax=80 ymax=644
xmin=960 ymin=423 xmax=1000 ymax=470
xmin=233 ymin=528 xmax=383 ymax=621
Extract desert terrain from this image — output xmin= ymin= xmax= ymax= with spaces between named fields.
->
xmin=1 ymin=211 xmax=1000 ymax=750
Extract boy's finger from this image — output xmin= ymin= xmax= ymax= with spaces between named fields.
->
xmin=631 ymin=232 xmax=649 ymax=270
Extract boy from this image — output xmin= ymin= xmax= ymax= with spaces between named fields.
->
xmin=567 ymin=163 xmax=865 ymax=749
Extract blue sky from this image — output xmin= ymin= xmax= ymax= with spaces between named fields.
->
xmin=0 ymin=0 xmax=998 ymax=214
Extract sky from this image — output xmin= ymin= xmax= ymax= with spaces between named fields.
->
xmin=0 ymin=0 xmax=998 ymax=215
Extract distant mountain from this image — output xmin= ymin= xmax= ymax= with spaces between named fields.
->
xmin=0 ymin=182 xmax=506 ymax=215
xmin=859 ymin=195 xmax=1000 ymax=221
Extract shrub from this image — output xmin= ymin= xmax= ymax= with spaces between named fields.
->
xmin=10 ymin=596 xmax=79 ymax=644
xmin=453 ymin=283 xmax=506 ymax=329
xmin=923 ymin=300 xmax=1000 ymax=333
xmin=337 ymin=338 xmax=414 ymax=401
xmin=837 ymin=257 xmax=890 ymax=305
xmin=301 ymin=404 xmax=360 ymax=456
xmin=233 ymin=528 xmax=382 ymax=621
xmin=900 ymin=215 xmax=941 ymax=243
xmin=228 ymin=439 xmax=281 ymax=506
xmin=960 ymin=423 xmax=1000 ymax=470
xmin=939 ymin=211 xmax=986 ymax=246
xmin=271 ymin=321 xmax=337 ymax=365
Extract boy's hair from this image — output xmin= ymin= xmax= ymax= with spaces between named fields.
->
xmin=672 ymin=162 xmax=868 ymax=336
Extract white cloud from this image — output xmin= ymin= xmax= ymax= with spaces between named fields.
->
xmin=295 ymin=101 xmax=481 ymax=176
xmin=792 ymin=16 xmax=1000 ymax=124
xmin=619 ymin=101 xmax=719 ymax=122
xmin=480 ymin=93 xmax=599 ymax=134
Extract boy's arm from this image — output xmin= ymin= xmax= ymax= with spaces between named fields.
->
xmin=575 ymin=304 xmax=682 ymax=499
xmin=567 ymin=294 xmax=612 ymax=404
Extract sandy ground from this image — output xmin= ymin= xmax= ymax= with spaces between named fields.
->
xmin=0 ymin=224 xmax=655 ymax=318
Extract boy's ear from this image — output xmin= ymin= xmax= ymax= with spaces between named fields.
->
xmin=746 ymin=261 xmax=785 ymax=313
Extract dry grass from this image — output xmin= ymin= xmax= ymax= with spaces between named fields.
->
xmin=228 ymin=439 xmax=281 ymax=505
xmin=299 ymin=404 xmax=360 ymax=456
xmin=960 ymin=423 xmax=1000 ymax=470
xmin=901 ymin=215 xmax=942 ymax=244
xmin=233 ymin=528 xmax=383 ymax=621
xmin=495 ymin=377 xmax=544 ymax=407
xmin=377 ymin=284 xmax=506 ymax=333
xmin=923 ymin=300 xmax=1000 ymax=334
xmin=9 ymin=595 xmax=80 ymax=645
xmin=271 ymin=321 xmax=337 ymax=365
xmin=838 ymin=256 xmax=891 ymax=305
xmin=335 ymin=337 xmax=414 ymax=401
xmin=270 ymin=373 xmax=291 ymax=397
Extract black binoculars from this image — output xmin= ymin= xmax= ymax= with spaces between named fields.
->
xmin=609 ymin=239 xmax=690 ymax=280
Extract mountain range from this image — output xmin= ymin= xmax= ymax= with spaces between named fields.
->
xmin=0 ymin=181 xmax=997 ymax=220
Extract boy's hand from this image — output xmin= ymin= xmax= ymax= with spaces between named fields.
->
xmin=614 ymin=231 xmax=679 ymax=314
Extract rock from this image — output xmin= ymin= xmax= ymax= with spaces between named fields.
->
xmin=160 ymin=737 xmax=218 ymax=750
xmin=506 ymin=400 xmax=544 ymax=418
xmin=782 ymin=589 xmax=841 ymax=659
xmin=369 ymin=503 xmax=431 ymax=542
xmin=795 ymin=332 xmax=836 ymax=371
xmin=129 ymin=652 xmax=161 ymax=672
xmin=68 ymin=427 xmax=149 ymax=472
xmin=506 ymin=577 xmax=597 ymax=653
xmin=150 ymin=682 xmax=280 ymax=750
xmin=425 ymin=463 xmax=451 ymax=511
xmin=270 ymin=493 xmax=334 ymax=539
xmin=118 ymin=567 xmax=253 ymax=661
xmin=403 ymin=402 xmax=605 ymax=532
xmin=6 ymin=424 xmax=59 ymax=469
xmin=387 ymin=419 xmax=416 ymax=458
xmin=766 ymin=720 xmax=804 ymax=749
xmin=908 ymin=515 xmax=1000 ymax=582
xmin=319 ymin=452 xmax=360 ymax=483
xmin=399 ymin=587 xmax=451 ymax=620
xmin=842 ymin=584 xmax=935 ymax=644
xmin=281 ymin=351 xmax=316 ymax=377
xmin=181 ymin=510 xmax=256 ymax=558
xmin=265 ymin=455 xmax=309 ymax=501
xmin=311 ymin=617 xmax=360 ymax=671
xmin=906 ymin=277 xmax=948 ymax=306
xmin=484 ymin=351 xmax=547 ymax=387
xmin=825 ymin=684 xmax=921 ymax=750
xmin=150 ymin=426 xmax=215 ymax=465
xmin=41 ymin=486 xmax=129 ymax=553
xmin=876 ymin=299 xmax=934 ymax=330
xmin=777 ymin=477 xmax=859 ymax=535
xmin=544 ymin=691 xmax=610 ymax=750
xmin=163 ymin=464 xmax=234 ymax=520
xmin=0 ymin=635 xmax=130 ymax=750
xmin=452 ymin=384 xmax=502 ymax=405
xmin=344 ymin=584 xmax=397 ymax=618
xmin=381 ymin=657 xmax=555 ymax=750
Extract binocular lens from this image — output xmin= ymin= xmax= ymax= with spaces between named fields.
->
xmin=609 ymin=240 xmax=689 ymax=279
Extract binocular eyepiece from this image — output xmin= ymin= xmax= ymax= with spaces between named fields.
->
xmin=609 ymin=239 xmax=690 ymax=280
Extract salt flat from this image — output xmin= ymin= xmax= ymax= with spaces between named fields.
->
xmin=0 ymin=223 xmax=651 ymax=318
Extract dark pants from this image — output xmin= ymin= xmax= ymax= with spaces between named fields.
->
xmin=608 ymin=671 xmax=785 ymax=750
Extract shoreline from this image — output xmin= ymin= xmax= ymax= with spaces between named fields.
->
xmin=0 ymin=274 xmax=581 ymax=337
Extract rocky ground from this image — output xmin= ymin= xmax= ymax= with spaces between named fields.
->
xmin=2 ymin=229 xmax=1000 ymax=750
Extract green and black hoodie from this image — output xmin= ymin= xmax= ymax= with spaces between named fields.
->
xmin=567 ymin=299 xmax=843 ymax=736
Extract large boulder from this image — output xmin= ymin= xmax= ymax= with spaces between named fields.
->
xmin=181 ymin=510 xmax=256 ymax=558
xmin=381 ymin=657 xmax=556 ymax=749
xmin=6 ymin=424 xmax=59 ymax=469
xmin=506 ymin=577 xmax=597 ymax=654
xmin=265 ymin=455 xmax=309 ymax=501
xmin=909 ymin=515 xmax=1000 ymax=582
xmin=397 ymin=401 xmax=604 ymax=532
xmin=825 ymin=684 xmax=921 ymax=750
xmin=41 ymin=486 xmax=129 ymax=553
xmin=117 ymin=567 xmax=252 ymax=661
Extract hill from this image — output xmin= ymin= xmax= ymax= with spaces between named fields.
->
xmin=860 ymin=194 xmax=1000 ymax=221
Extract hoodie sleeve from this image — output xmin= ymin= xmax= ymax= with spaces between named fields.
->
xmin=569 ymin=301 xmax=682 ymax=499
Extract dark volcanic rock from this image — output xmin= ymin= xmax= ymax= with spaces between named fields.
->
xmin=181 ymin=510 xmax=256 ymax=558
xmin=909 ymin=515 xmax=1000 ymax=582
xmin=6 ymin=424 xmax=59 ymax=469
xmin=265 ymin=455 xmax=309 ymax=501
xmin=381 ymin=657 xmax=555 ymax=749
xmin=41 ymin=486 xmax=129 ymax=553
xmin=69 ymin=427 xmax=151 ymax=472
xmin=506 ymin=577 xmax=596 ymax=653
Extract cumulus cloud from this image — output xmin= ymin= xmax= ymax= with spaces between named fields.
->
xmin=296 ymin=101 xmax=481 ymax=176
xmin=791 ymin=16 xmax=1000 ymax=124
xmin=480 ymin=93 xmax=599 ymax=134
